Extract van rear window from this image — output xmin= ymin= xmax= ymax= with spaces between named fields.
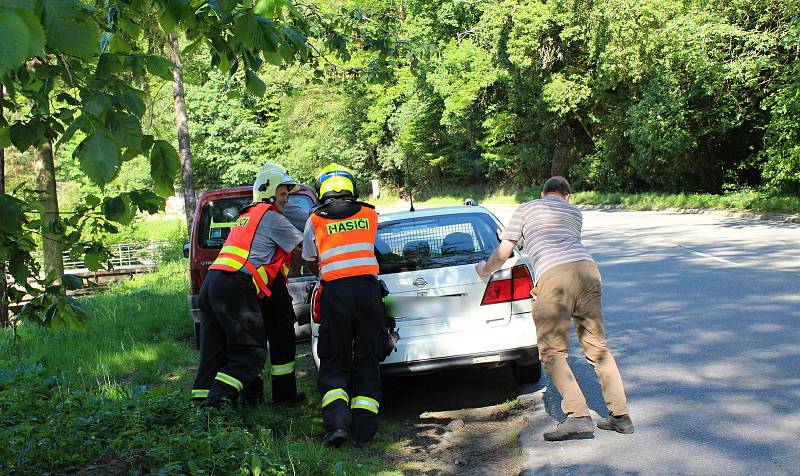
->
xmin=198 ymin=197 xmax=252 ymax=249
xmin=375 ymin=213 xmax=499 ymax=274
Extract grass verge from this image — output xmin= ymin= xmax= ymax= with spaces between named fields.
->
xmin=0 ymin=262 xmax=404 ymax=475
xmin=367 ymin=187 xmax=799 ymax=215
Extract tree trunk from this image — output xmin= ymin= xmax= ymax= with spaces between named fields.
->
xmin=34 ymin=140 xmax=64 ymax=281
xmin=167 ymin=33 xmax=197 ymax=237
xmin=0 ymin=85 xmax=8 ymax=325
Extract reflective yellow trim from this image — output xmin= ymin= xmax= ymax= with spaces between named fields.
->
xmin=271 ymin=361 xmax=295 ymax=376
xmin=322 ymin=388 xmax=349 ymax=408
xmin=191 ymin=389 xmax=209 ymax=399
xmin=212 ymin=256 xmax=244 ymax=270
xmin=210 ymin=222 xmax=235 ymax=229
xmin=350 ymin=396 xmax=379 ymax=414
xmin=220 ymin=245 xmax=249 ymax=259
xmin=282 ymin=264 xmax=290 ymax=276
xmin=215 ymin=372 xmax=243 ymax=391
xmin=256 ymin=266 xmax=269 ymax=285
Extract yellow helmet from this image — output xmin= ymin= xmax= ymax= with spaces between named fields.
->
xmin=316 ymin=163 xmax=359 ymax=200
xmin=253 ymin=163 xmax=298 ymax=203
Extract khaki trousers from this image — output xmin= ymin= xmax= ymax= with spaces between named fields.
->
xmin=532 ymin=260 xmax=629 ymax=417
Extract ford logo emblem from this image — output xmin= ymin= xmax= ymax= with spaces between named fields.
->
xmin=413 ymin=278 xmax=428 ymax=288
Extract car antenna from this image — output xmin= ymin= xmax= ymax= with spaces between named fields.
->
xmin=405 ymin=155 xmax=415 ymax=212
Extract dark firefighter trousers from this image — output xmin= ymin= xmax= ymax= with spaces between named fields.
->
xmin=317 ymin=275 xmax=386 ymax=443
xmin=192 ymin=270 xmax=298 ymax=403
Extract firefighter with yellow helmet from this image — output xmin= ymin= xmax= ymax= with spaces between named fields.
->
xmin=192 ymin=163 xmax=305 ymax=408
xmin=302 ymin=163 xmax=386 ymax=447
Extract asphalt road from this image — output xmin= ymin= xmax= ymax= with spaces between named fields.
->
xmin=374 ymin=203 xmax=800 ymax=474
xmin=511 ymin=208 xmax=800 ymax=475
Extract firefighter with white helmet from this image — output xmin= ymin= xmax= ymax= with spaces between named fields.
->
xmin=302 ymin=163 xmax=387 ymax=447
xmin=192 ymin=163 xmax=306 ymax=408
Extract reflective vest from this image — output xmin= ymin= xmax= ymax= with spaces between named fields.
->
xmin=310 ymin=206 xmax=379 ymax=281
xmin=209 ymin=202 xmax=291 ymax=297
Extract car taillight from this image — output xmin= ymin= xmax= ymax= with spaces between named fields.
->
xmin=480 ymin=265 xmax=533 ymax=305
xmin=190 ymin=270 xmax=203 ymax=294
xmin=311 ymin=283 xmax=322 ymax=324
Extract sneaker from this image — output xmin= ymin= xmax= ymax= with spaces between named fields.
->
xmin=543 ymin=416 xmax=594 ymax=441
xmin=322 ymin=428 xmax=349 ymax=448
xmin=596 ymin=414 xmax=634 ymax=434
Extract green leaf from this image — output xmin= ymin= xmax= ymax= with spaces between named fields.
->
xmin=159 ymin=0 xmax=189 ymax=34
xmin=61 ymin=274 xmax=83 ymax=290
xmin=146 ymin=55 xmax=174 ymax=80
xmin=129 ymin=189 xmax=166 ymax=214
xmin=278 ymin=42 xmax=294 ymax=63
xmin=106 ymin=112 xmax=142 ymax=149
xmin=0 ymin=193 xmax=25 ymax=234
xmin=234 ymin=13 xmax=263 ymax=50
xmin=0 ymin=9 xmax=32 ymax=77
xmin=85 ymin=194 xmax=100 ymax=207
xmin=150 ymin=140 xmax=180 ymax=197
xmin=254 ymin=0 xmax=283 ymax=19
xmin=264 ymin=51 xmax=282 ymax=66
xmin=9 ymin=249 xmax=29 ymax=283
xmin=284 ymin=27 xmax=306 ymax=51
xmin=57 ymin=115 xmax=86 ymax=147
xmin=120 ymin=89 xmax=146 ymax=117
xmin=96 ymin=53 xmax=123 ymax=79
xmin=77 ymin=130 xmax=121 ymax=185
xmin=19 ymin=7 xmax=46 ymax=57
xmin=251 ymin=455 xmax=263 ymax=476
xmin=10 ymin=121 xmax=42 ymax=151
xmin=43 ymin=0 xmax=101 ymax=60
xmin=0 ymin=126 xmax=10 ymax=148
xmin=84 ymin=94 xmax=110 ymax=117
xmin=245 ymin=70 xmax=266 ymax=96
xmin=102 ymin=196 xmax=128 ymax=223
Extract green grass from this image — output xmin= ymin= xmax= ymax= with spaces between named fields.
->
xmin=367 ymin=186 xmax=799 ymax=215
xmin=0 ymin=262 xmax=406 ymax=475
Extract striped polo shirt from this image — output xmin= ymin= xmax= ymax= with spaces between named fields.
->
xmin=500 ymin=195 xmax=593 ymax=283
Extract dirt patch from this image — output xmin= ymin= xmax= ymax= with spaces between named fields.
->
xmin=378 ymin=365 xmax=543 ymax=475
xmin=389 ymin=393 xmax=538 ymax=475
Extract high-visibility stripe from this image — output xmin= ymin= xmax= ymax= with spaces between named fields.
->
xmin=211 ymin=256 xmax=244 ymax=270
xmin=351 ymin=396 xmax=379 ymax=414
xmin=319 ymin=242 xmax=375 ymax=262
xmin=215 ymin=372 xmax=243 ymax=391
xmin=320 ymin=257 xmax=379 ymax=275
xmin=271 ymin=361 xmax=295 ymax=376
xmin=191 ymin=389 xmax=209 ymax=399
xmin=210 ymin=222 xmax=235 ymax=229
xmin=322 ymin=388 xmax=349 ymax=408
xmin=220 ymin=245 xmax=249 ymax=259
xmin=256 ymin=266 xmax=269 ymax=286
xmin=282 ymin=264 xmax=290 ymax=276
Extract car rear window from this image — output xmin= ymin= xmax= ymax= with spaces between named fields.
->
xmin=198 ymin=197 xmax=253 ymax=249
xmin=376 ymin=213 xmax=500 ymax=274
xmin=198 ymin=194 xmax=315 ymax=249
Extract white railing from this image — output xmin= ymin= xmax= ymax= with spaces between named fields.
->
xmin=33 ymin=241 xmax=170 ymax=271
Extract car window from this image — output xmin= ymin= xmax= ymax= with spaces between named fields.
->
xmin=198 ymin=197 xmax=252 ymax=249
xmin=376 ymin=213 xmax=499 ymax=274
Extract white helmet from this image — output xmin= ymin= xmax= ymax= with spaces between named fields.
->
xmin=253 ymin=163 xmax=298 ymax=203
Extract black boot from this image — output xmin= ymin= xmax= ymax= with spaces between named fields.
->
xmin=204 ymin=384 xmax=239 ymax=409
xmin=322 ymin=428 xmax=349 ymax=448
xmin=274 ymin=390 xmax=306 ymax=405
xmin=240 ymin=377 xmax=265 ymax=406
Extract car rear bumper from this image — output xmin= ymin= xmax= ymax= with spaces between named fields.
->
xmin=311 ymin=312 xmax=538 ymax=374
xmin=380 ymin=345 xmax=538 ymax=375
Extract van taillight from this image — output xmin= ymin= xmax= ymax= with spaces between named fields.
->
xmin=311 ymin=284 xmax=322 ymax=324
xmin=190 ymin=270 xmax=203 ymax=294
xmin=480 ymin=265 xmax=533 ymax=305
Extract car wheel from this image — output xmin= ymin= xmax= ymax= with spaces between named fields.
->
xmin=194 ymin=322 xmax=201 ymax=350
xmin=511 ymin=359 xmax=541 ymax=385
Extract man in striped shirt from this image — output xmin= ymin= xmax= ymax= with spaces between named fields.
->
xmin=476 ymin=176 xmax=633 ymax=441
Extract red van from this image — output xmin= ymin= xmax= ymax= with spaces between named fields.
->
xmin=183 ymin=185 xmax=319 ymax=346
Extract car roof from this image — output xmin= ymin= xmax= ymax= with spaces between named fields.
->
xmin=197 ymin=184 xmax=317 ymax=204
xmin=377 ymin=205 xmax=494 ymax=223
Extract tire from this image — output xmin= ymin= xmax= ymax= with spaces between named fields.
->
xmin=511 ymin=359 xmax=542 ymax=385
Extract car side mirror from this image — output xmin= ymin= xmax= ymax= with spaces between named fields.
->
xmin=182 ymin=243 xmax=190 ymax=259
